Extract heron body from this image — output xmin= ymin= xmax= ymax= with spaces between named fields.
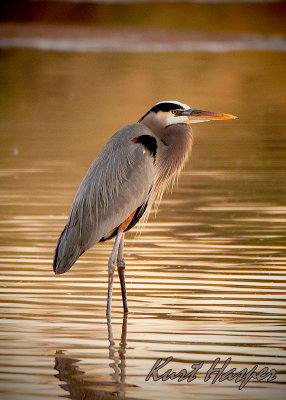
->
xmin=53 ymin=101 xmax=236 ymax=314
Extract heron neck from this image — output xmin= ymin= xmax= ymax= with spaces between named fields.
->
xmin=154 ymin=123 xmax=193 ymax=190
xmin=159 ymin=123 xmax=192 ymax=148
xmin=139 ymin=118 xmax=193 ymax=173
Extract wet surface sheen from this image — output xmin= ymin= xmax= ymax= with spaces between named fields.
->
xmin=0 ymin=48 xmax=286 ymax=400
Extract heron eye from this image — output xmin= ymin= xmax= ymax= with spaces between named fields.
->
xmin=172 ymin=109 xmax=178 ymax=115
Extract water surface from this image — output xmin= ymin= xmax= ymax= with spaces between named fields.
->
xmin=0 ymin=49 xmax=286 ymax=399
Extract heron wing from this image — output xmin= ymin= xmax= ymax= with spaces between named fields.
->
xmin=54 ymin=123 xmax=156 ymax=273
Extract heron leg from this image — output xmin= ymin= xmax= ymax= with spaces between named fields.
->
xmin=107 ymin=230 xmax=123 ymax=315
xmin=117 ymin=234 xmax=128 ymax=313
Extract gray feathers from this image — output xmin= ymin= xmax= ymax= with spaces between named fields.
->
xmin=54 ymin=109 xmax=193 ymax=275
xmin=53 ymin=123 xmax=156 ymax=274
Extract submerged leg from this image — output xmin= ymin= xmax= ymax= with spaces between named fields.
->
xmin=117 ymin=234 xmax=128 ymax=313
xmin=107 ymin=230 xmax=123 ymax=315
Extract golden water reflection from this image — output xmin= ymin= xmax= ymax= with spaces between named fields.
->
xmin=54 ymin=314 xmax=129 ymax=400
xmin=0 ymin=48 xmax=286 ymax=400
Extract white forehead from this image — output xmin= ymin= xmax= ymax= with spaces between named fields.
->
xmin=155 ymin=100 xmax=190 ymax=110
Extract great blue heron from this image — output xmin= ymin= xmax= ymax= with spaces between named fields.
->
xmin=53 ymin=100 xmax=236 ymax=314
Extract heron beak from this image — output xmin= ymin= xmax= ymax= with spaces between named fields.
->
xmin=179 ymin=109 xmax=237 ymax=123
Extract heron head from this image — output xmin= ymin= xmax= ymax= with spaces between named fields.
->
xmin=139 ymin=100 xmax=237 ymax=131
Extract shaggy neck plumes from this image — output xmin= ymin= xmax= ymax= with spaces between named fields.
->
xmin=155 ymin=123 xmax=193 ymax=189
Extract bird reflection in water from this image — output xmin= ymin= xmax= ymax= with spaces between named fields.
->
xmin=54 ymin=314 xmax=135 ymax=400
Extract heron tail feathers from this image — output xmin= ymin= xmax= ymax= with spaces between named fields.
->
xmin=53 ymin=225 xmax=85 ymax=275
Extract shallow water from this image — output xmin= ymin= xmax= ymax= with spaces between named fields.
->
xmin=0 ymin=48 xmax=286 ymax=400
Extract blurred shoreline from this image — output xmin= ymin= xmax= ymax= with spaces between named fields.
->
xmin=1 ymin=1 xmax=286 ymax=35
xmin=1 ymin=23 xmax=286 ymax=52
